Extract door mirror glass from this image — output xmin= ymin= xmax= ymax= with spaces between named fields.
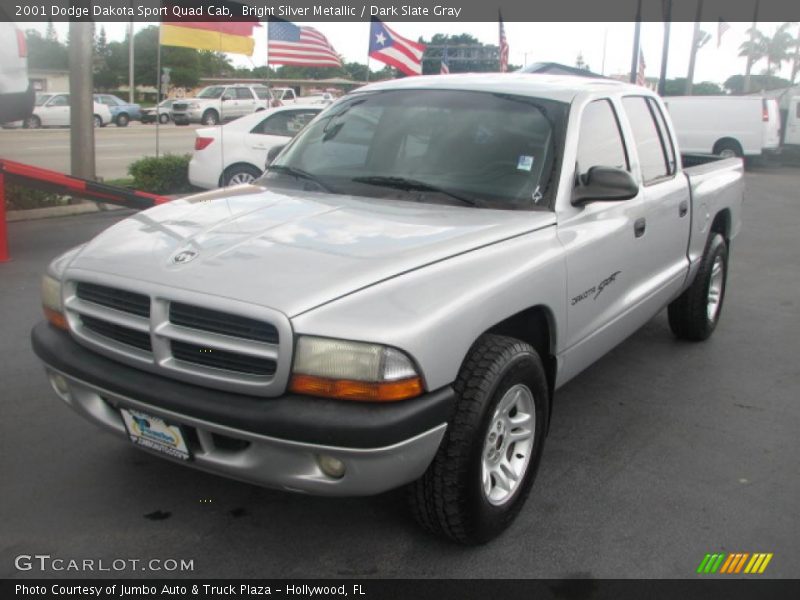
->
xmin=572 ymin=166 xmax=639 ymax=205
xmin=266 ymin=144 xmax=286 ymax=167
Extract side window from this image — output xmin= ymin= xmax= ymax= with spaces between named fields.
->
xmin=646 ymin=98 xmax=676 ymax=175
xmin=221 ymin=88 xmax=235 ymax=101
xmin=253 ymin=111 xmax=318 ymax=137
xmin=576 ymin=99 xmax=628 ymax=182
xmin=236 ymin=87 xmax=254 ymax=100
xmin=49 ymin=95 xmax=68 ymax=107
xmin=622 ymin=96 xmax=671 ymax=183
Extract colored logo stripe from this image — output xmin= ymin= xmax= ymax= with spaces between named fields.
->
xmin=699 ymin=552 xmax=773 ymax=574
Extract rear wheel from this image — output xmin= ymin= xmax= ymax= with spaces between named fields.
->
xmin=409 ymin=334 xmax=548 ymax=544
xmin=116 ymin=113 xmax=129 ymax=127
xmin=668 ymin=233 xmax=728 ymax=341
xmin=713 ymin=139 xmax=743 ymax=159
xmin=93 ymin=115 xmax=103 ymax=128
xmin=159 ymin=113 xmax=170 ymax=124
xmin=222 ymin=164 xmax=263 ymax=187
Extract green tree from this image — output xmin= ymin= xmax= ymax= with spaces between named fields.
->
xmin=25 ymin=29 xmax=68 ymax=70
xmin=93 ymin=26 xmax=119 ymax=91
xmin=740 ymin=23 xmax=796 ymax=77
xmin=662 ymin=78 xmax=722 ymax=96
xmin=418 ymin=33 xmax=505 ymax=75
xmin=724 ymin=73 xmax=790 ymax=94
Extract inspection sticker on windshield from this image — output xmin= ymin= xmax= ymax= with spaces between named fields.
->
xmin=517 ymin=155 xmax=534 ymax=171
xmin=120 ymin=408 xmax=191 ymax=461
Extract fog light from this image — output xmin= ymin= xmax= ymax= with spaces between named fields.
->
xmin=317 ymin=454 xmax=346 ymax=479
xmin=49 ymin=372 xmax=71 ymax=400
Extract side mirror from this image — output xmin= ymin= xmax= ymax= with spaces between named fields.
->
xmin=572 ymin=166 xmax=639 ymax=205
xmin=265 ymin=144 xmax=286 ymax=167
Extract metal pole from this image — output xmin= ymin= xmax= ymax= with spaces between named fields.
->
xmin=601 ymin=29 xmax=608 ymax=75
xmin=685 ymin=0 xmax=704 ymax=95
xmin=128 ymin=21 xmax=134 ymax=104
xmin=743 ymin=0 xmax=761 ymax=94
xmin=630 ymin=0 xmax=642 ymax=84
xmin=156 ymin=26 xmax=161 ymax=158
xmin=658 ymin=1 xmax=672 ymax=96
xmin=69 ymin=19 xmax=95 ymax=183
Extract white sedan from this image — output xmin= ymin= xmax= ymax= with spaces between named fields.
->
xmin=26 ymin=92 xmax=114 ymax=128
xmin=188 ymin=105 xmax=322 ymax=188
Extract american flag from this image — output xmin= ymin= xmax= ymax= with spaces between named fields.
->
xmin=267 ymin=20 xmax=342 ymax=67
xmin=368 ymin=19 xmax=426 ymax=76
xmin=717 ymin=19 xmax=731 ymax=48
xmin=440 ymin=47 xmax=450 ymax=74
xmin=636 ymin=49 xmax=646 ymax=86
xmin=499 ymin=11 xmax=509 ymax=72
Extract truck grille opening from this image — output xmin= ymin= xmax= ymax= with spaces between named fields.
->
xmin=169 ymin=302 xmax=279 ymax=344
xmin=170 ymin=340 xmax=277 ymax=376
xmin=81 ymin=315 xmax=152 ymax=351
xmin=76 ymin=282 xmax=150 ymax=317
xmin=172 ymin=103 xmax=188 ymax=111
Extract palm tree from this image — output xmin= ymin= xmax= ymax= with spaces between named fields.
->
xmin=741 ymin=24 xmax=795 ymax=77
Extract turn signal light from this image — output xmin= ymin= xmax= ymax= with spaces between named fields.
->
xmin=195 ymin=137 xmax=214 ymax=151
xmin=44 ymin=307 xmax=68 ymax=330
xmin=17 ymin=29 xmax=27 ymax=57
xmin=289 ymin=374 xmax=423 ymax=402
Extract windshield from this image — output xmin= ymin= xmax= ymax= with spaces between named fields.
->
xmin=262 ymin=89 xmax=566 ymax=210
xmin=197 ymin=86 xmax=225 ymax=99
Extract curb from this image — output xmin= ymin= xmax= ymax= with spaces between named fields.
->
xmin=5 ymin=202 xmax=127 ymax=222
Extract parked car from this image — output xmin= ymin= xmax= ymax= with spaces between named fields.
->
xmin=0 ymin=17 xmax=35 ymax=124
xmin=189 ymin=105 xmax=322 ymax=188
xmin=171 ymin=84 xmax=274 ymax=126
xmin=93 ymin=94 xmax=142 ymax=127
xmin=26 ymin=93 xmax=113 ymax=128
xmin=140 ymin=99 xmax=175 ymax=124
xmin=664 ymin=95 xmax=781 ymax=158
xmin=32 ymin=75 xmax=743 ymax=544
xmin=271 ymin=87 xmax=298 ymax=105
xmin=780 ymin=93 xmax=800 ymax=151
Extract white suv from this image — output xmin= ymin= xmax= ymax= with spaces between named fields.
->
xmin=0 ymin=18 xmax=35 ymax=123
xmin=171 ymin=84 xmax=274 ymax=126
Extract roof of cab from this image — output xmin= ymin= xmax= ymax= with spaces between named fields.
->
xmin=358 ymin=72 xmax=645 ymax=103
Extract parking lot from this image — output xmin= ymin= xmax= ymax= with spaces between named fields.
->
xmin=0 ymin=122 xmax=200 ymax=180
xmin=1 ymin=166 xmax=798 ymax=579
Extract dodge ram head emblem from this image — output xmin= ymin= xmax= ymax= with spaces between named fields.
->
xmin=171 ymin=249 xmax=198 ymax=264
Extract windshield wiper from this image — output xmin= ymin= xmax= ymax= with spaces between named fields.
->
xmin=267 ymin=165 xmax=334 ymax=193
xmin=351 ymin=176 xmax=479 ymax=207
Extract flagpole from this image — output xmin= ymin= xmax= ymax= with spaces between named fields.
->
xmin=629 ymin=0 xmax=642 ymax=84
xmin=365 ymin=55 xmax=371 ymax=83
xmin=156 ymin=23 xmax=161 ymax=158
xmin=365 ymin=20 xmax=371 ymax=83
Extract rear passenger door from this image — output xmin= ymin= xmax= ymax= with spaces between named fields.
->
xmin=619 ymin=96 xmax=690 ymax=306
xmin=235 ymin=87 xmax=257 ymax=116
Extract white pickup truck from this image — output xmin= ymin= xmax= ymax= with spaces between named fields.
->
xmin=33 ymin=74 xmax=743 ymax=544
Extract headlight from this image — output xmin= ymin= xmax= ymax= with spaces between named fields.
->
xmin=41 ymin=274 xmax=67 ymax=330
xmin=289 ymin=336 xmax=423 ymax=402
xmin=189 ymin=102 xmax=200 ymax=109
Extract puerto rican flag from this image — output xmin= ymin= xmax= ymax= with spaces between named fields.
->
xmin=369 ymin=19 xmax=426 ymax=76
xmin=440 ymin=47 xmax=450 ymax=74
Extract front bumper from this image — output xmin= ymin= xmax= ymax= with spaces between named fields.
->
xmin=31 ymin=322 xmax=452 ymax=496
xmin=171 ymin=109 xmax=202 ymax=123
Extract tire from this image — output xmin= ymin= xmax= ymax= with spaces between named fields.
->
xmin=159 ymin=113 xmax=170 ymax=124
xmin=25 ymin=115 xmax=41 ymax=129
xmin=93 ymin=115 xmax=103 ymax=128
xmin=409 ymin=334 xmax=549 ymax=544
xmin=222 ymin=164 xmax=263 ymax=187
xmin=713 ymin=139 xmax=743 ymax=159
xmin=202 ymin=110 xmax=220 ymax=126
xmin=668 ymin=233 xmax=728 ymax=341
xmin=116 ymin=113 xmax=129 ymax=127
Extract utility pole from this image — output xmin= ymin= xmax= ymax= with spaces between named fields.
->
xmin=743 ymin=0 xmax=761 ymax=94
xmin=658 ymin=0 xmax=672 ymax=96
xmin=630 ymin=0 xmax=642 ymax=84
xmin=685 ymin=0 xmax=704 ymax=95
xmin=69 ymin=18 xmax=95 ymax=184
xmin=128 ymin=21 xmax=135 ymax=104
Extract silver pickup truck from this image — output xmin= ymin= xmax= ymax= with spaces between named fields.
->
xmin=32 ymin=74 xmax=743 ymax=544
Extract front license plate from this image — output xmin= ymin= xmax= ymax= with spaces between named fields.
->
xmin=120 ymin=408 xmax=191 ymax=461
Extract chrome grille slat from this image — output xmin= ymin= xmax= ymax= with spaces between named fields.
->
xmin=64 ymin=278 xmax=291 ymax=396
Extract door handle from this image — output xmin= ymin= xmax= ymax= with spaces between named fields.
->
xmin=679 ymin=200 xmax=689 ymax=217
xmin=634 ymin=217 xmax=646 ymax=238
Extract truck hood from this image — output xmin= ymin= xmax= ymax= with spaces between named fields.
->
xmin=68 ymin=185 xmax=556 ymax=317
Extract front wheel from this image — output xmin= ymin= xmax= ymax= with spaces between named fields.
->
xmin=409 ymin=334 xmax=548 ymax=544
xmin=159 ymin=113 xmax=170 ymax=124
xmin=25 ymin=115 xmax=41 ymax=129
xmin=668 ymin=233 xmax=728 ymax=341
xmin=116 ymin=113 xmax=129 ymax=127
xmin=93 ymin=115 xmax=103 ymax=128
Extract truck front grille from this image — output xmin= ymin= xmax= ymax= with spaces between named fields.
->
xmin=64 ymin=280 xmax=291 ymax=396
xmin=76 ymin=282 xmax=150 ymax=317
xmin=172 ymin=103 xmax=188 ymax=111
xmin=81 ymin=315 xmax=153 ymax=352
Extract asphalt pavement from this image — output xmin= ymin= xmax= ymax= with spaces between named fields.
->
xmin=0 ymin=122 xmax=200 ymax=180
xmin=1 ymin=167 xmax=799 ymax=578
